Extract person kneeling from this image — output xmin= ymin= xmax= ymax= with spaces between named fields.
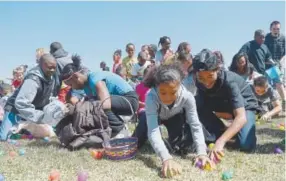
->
xmin=133 ymin=64 xmax=211 ymax=178
xmin=0 ymin=54 xmax=64 ymax=140
xmin=193 ymin=49 xmax=260 ymax=159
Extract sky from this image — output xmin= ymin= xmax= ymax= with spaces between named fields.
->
xmin=0 ymin=1 xmax=285 ymax=80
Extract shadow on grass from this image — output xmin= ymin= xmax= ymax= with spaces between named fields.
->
xmin=255 ymin=141 xmax=285 ymax=154
xmin=134 ymin=143 xmax=162 ymax=177
xmin=256 ymin=128 xmax=285 ymax=138
xmin=26 ymin=140 xmax=62 ymax=148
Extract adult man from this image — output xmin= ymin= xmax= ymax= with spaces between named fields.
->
xmin=264 ymin=21 xmax=286 ymax=110
xmin=239 ymin=30 xmax=274 ymax=75
xmin=0 ymin=54 xmax=59 ymax=140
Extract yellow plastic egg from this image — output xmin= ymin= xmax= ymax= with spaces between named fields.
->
xmin=208 ymin=143 xmax=215 ymax=150
xmin=204 ymin=163 xmax=212 ymax=171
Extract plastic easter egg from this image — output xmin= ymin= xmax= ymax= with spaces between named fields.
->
xmin=18 ymin=149 xmax=25 ymax=156
xmin=222 ymin=171 xmax=233 ymax=180
xmin=274 ymin=147 xmax=283 ymax=154
xmin=271 ymin=123 xmax=277 ymax=128
xmin=10 ymin=140 xmax=17 ymax=145
xmin=21 ymin=135 xmax=28 ymax=139
xmin=256 ymin=121 xmax=261 ymax=125
xmin=9 ymin=151 xmax=17 ymax=157
xmin=204 ymin=162 xmax=212 ymax=171
xmin=166 ymin=169 xmax=174 ymax=178
xmin=27 ymin=135 xmax=33 ymax=140
xmin=195 ymin=160 xmax=203 ymax=169
xmin=90 ymin=150 xmax=103 ymax=160
xmin=49 ymin=170 xmax=60 ymax=181
xmin=0 ymin=174 xmax=5 ymax=181
xmin=208 ymin=143 xmax=215 ymax=150
xmin=77 ymin=171 xmax=88 ymax=181
xmin=279 ymin=126 xmax=285 ymax=131
xmin=15 ymin=134 xmax=22 ymax=140
xmin=43 ymin=137 xmax=50 ymax=143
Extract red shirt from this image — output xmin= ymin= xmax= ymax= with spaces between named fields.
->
xmin=12 ymin=80 xmax=22 ymax=89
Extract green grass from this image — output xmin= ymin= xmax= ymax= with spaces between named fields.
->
xmin=0 ymin=118 xmax=285 ymax=181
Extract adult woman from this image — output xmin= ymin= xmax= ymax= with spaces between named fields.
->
xmin=61 ymin=55 xmax=139 ymax=137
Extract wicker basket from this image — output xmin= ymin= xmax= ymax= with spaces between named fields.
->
xmin=103 ymin=137 xmax=138 ymax=161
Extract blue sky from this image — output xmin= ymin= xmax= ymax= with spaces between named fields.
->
xmin=0 ymin=1 xmax=285 ymax=79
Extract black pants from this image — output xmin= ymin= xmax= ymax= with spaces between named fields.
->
xmin=105 ymin=91 xmax=139 ymax=134
xmin=133 ymin=109 xmax=193 ymax=155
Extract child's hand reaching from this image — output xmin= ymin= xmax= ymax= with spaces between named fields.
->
xmin=260 ymin=113 xmax=271 ymax=122
xmin=162 ymin=159 xmax=182 ymax=178
xmin=194 ymin=155 xmax=214 ymax=167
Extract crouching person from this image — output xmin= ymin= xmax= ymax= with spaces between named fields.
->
xmin=252 ymin=76 xmax=282 ymax=121
xmin=60 ymin=55 xmax=139 ymax=139
xmin=0 ymin=54 xmax=59 ymax=140
xmin=193 ymin=49 xmax=260 ymax=156
xmin=132 ymin=64 xmax=211 ymax=178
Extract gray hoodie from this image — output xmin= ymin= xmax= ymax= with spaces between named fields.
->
xmin=145 ymin=85 xmax=207 ymax=162
xmin=51 ymin=48 xmax=73 ymax=94
xmin=5 ymin=66 xmax=56 ymax=123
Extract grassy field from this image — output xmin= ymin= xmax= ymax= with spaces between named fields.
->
xmin=0 ymin=118 xmax=285 ymax=181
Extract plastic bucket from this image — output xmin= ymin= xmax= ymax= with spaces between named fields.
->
xmin=265 ymin=66 xmax=281 ymax=80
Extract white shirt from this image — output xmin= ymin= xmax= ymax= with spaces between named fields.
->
xmin=131 ymin=61 xmax=151 ymax=77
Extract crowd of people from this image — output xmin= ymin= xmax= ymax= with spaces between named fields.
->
xmin=0 ymin=20 xmax=285 ymax=178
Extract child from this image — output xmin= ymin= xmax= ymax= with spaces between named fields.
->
xmin=155 ymin=36 xmax=174 ymax=65
xmin=112 ymin=49 xmax=123 ymax=77
xmin=131 ymin=51 xmax=151 ymax=82
xmin=229 ymin=52 xmax=261 ymax=84
xmin=193 ymin=49 xmax=260 ymax=158
xmin=176 ymin=51 xmax=197 ymax=95
xmin=11 ymin=67 xmax=25 ymax=90
xmin=133 ymin=63 xmax=210 ymax=178
xmin=135 ymin=68 xmax=150 ymax=113
xmin=252 ymin=76 xmax=282 ymax=121
xmin=61 ymin=55 xmax=139 ymax=138
xmin=122 ymin=43 xmax=137 ymax=80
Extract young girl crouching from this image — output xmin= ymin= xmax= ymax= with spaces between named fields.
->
xmin=133 ymin=63 xmax=211 ymax=178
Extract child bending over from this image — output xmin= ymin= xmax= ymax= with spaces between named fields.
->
xmin=252 ymin=76 xmax=282 ymax=121
xmin=133 ymin=63 xmax=210 ymax=178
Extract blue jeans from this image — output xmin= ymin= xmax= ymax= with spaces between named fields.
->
xmin=0 ymin=112 xmax=20 ymax=141
xmin=195 ymin=96 xmax=257 ymax=152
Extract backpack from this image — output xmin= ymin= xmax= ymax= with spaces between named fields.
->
xmin=55 ymin=100 xmax=111 ymax=150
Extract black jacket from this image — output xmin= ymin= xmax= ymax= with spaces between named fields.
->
xmin=55 ymin=100 xmax=111 ymax=150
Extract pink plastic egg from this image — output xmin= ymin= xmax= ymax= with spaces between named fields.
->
xmin=77 ymin=171 xmax=88 ymax=181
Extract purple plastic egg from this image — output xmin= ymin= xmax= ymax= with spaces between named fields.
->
xmin=274 ymin=147 xmax=283 ymax=154
xmin=77 ymin=171 xmax=88 ymax=181
xmin=195 ymin=160 xmax=203 ymax=169
xmin=27 ymin=135 xmax=33 ymax=140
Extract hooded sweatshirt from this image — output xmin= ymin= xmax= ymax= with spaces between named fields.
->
xmin=51 ymin=48 xmax=73 ymax=95
xmin=5 ymin=66 xmax=56 ymax=123
xmin=145 ymin=85 xmax=207 ymax=162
